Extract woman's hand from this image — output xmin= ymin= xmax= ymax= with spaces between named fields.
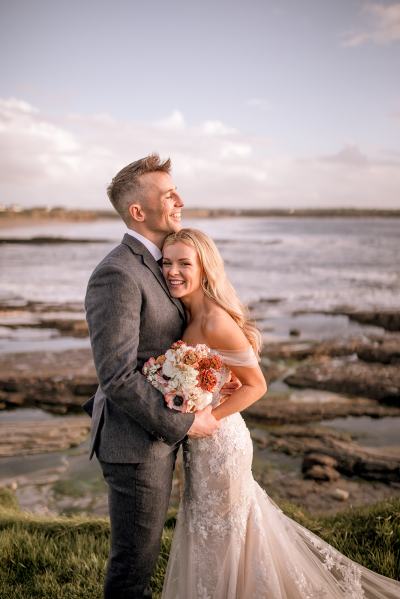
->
xmin=220 ymin=372 xmax=242 ymax=396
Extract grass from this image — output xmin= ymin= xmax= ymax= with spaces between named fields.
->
xmin=0 ymin=487 xmax=399 ymax=598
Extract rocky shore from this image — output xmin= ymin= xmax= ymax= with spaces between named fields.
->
xmin=294 ymin=308 xmax=400 ymax=332
xmin=0 ymin=348 xmax=95 ymax=412
xmin=1 ymin=299 xmax=400 ymax=515
xmin=0 ymin=300 xmax=88 ymax=339
xmin=0 ymin=416 xmax=90 ymax=457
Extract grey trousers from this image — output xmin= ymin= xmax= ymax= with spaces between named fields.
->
xmin=100 ymin=450 xmax=177 ymax=599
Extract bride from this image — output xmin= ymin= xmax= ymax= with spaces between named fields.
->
xmin=160 ymin=228 xmax=400 ymax=599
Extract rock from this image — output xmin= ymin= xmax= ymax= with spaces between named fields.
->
xmin=244 ymin=393 xmax=400 ymax=425
xmin=344 ymin=310 xmax=400 ymax=332
xmin=303 ymin=464 xmax=340 ymax=482
xmin=302 ymin=452 xmax=339 ymax=471
xmin=262 ymin=342 xmax=315 ymax=360
xmin=249 ymin=429 xmax=269 ymax=449
xmin=289 ymin=328 xmax=301 ymax=337
xmin=0 ymin=416 xmax=90 ymax=457
xmin=40 ymin=318 xmax=88 ymax=337
xmin=357 ymin=336 xmax=400 ymax=364
xmin=285 ymin=358 xmax=400 ymax=404
xmin=302 ymin=452 xmax=341 ymax=482
xmin=0 ymin=299 xmax=84 ymax=314
xmin=331 ymin=488 xmax=349 ymax=501
xmin=250 ymin=423 xmax=400 ymax=483
xmin=0 ymin=349 xmax=96 ymax=412
xmin=264 ymin=326 xmax=400 ymax=366
xmin=0 ymin=317 xmax=88 ymax=338
xmin=294 ymin=308 xmax=400 ymax=332
xmin=260 ymin=360 xmax=288 ymax=383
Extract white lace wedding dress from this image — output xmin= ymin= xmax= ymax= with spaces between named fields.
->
xmin=161 ymin=348 xmax=400 ymax=598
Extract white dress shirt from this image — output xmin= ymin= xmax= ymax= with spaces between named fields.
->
xmin=125 ymin=228 xmax=162 ymax=262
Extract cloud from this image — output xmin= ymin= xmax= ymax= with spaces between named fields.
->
xmin=319 ymin=143 xmax=400 ymax=168
xmin=0 ymin=97 xmax=399 ymax=209
xmin=201 ymin=120 xmax=237 ymax=135
xmin=154 ymin=110 xmax=186 ymax=130
xmin=320 ymin=144 xmax=370 ymax=166
xmin=342 ymin=2 xmax=400 ymax=47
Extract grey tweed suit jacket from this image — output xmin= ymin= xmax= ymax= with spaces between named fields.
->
xmin=83 ymin=233 xmax=195 ymax=463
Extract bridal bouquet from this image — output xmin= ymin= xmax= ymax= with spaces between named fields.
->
xmin=142 ymin=340 xmax=229 ymax=413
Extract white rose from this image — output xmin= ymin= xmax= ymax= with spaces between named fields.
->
xmin=162 ymin=359 xmax=175 ymax=378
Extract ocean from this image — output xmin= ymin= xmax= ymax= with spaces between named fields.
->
xmin=1 ymin=216 xmax=399 ymax=348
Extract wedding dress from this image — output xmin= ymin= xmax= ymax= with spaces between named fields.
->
xmin=161 ymin=347 xmax=400 ymax=599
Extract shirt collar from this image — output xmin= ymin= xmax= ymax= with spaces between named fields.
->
xmin=125 ymin=228 xmax=162 ymax=262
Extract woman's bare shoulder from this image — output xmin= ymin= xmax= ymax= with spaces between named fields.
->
xmin=201 ymin=306 xmax=248 ymax=350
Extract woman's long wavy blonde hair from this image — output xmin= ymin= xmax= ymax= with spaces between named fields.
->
xmin=163 ymin=228 xmax=262 ymax=356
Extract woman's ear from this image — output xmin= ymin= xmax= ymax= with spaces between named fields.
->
xmin=128 ymin=203 xmax=145 ymax=222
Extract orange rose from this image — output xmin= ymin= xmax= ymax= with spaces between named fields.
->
xmin=197 ymin=369 xmax=217 ymax=392
xmin=209 ymin=355 xmax=223 ymax=370
xmin=198 ymin=357 xmax=211 ymax=370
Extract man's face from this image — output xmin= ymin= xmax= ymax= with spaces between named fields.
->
xmin=140 ymin=171 xmax=183 ymax=235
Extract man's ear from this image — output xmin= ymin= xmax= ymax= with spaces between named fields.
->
xmin=128 ymin=203 xmax=145 ymax=222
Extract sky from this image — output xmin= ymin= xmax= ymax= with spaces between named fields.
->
xmin=0 ymin=0 xmax=399 ymax=209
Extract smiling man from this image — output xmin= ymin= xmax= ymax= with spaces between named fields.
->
xmin=83 ymin=154 xmax=220 ymax=599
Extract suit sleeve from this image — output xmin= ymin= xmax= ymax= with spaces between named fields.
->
xmin=85 ymin=263 xmax=194 ymax=445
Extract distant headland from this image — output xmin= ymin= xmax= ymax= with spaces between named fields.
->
xmin=1 ymin=205 xmax=400 ymax=225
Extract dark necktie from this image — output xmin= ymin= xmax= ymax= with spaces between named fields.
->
xmin=157 ymin=257 xmax=163 ymax=268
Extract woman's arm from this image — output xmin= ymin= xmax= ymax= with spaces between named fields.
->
xmin=203 ymin=313 xmax=267 ymax=421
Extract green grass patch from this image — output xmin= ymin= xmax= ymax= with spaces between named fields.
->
xmin=0 ymin=488 xmax=399 ymax=598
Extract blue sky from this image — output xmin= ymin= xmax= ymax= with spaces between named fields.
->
xmin=0 ymin=0 xmax=399 ymax=208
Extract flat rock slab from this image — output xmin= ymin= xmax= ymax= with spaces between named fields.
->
xmin=0 ymin=415 xmax=90 ymax=457
xmin=285 ymin=358 xmax=400 ymax=403
xmin=293 ymin=309 xmax=400 ymax=332
xmin=337 ymin=310 xmax=400 ymax=332
xmin=245 ymin=393 xmax=400 ymax=424
xmin=0 ymin=348 xmax=94 ymax=377
xmin=0 ymin=349 xmax=97 ymax=411
xmin=262 ymin=333 xmax=400 ymax=364
xmin=356 ymin=336 xmax=400 ymax=364
xmin=249 ymin=424 xmax=400 ymax=482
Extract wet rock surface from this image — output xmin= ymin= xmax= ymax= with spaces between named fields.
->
xmin=1 ymin=306 xmax=400 ymax=516
xmin=263 ymin=333 xmax=400 ymax=362
xmin=335 ymin=309 xmax=400 ymax=332
xmin=0 ymin=349 xmax=96 ymax=412
xmin=0 ymin=416 xmax=90 ymax=457
xmin=245 ymin=392 xmax=400 ymax=424
xmin=294 ymin=308 xmax=400 ymax=332
xmin=248 ymin=424 xmax=400 ymax=482
xmin=285 ymin=358 xmax=400 ymax=403
xmin=0 ymin=300 xmax=88 ymax=338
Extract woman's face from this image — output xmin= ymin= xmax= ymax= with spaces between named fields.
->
xmin=162 ymin=241 xmax=202 ymax=299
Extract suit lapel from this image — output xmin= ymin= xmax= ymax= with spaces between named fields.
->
xmin=121 ymin=234 xmax=186 ymax=321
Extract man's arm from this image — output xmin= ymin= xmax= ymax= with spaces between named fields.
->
xmin=85 ymin=263 xmax=194 ymax=445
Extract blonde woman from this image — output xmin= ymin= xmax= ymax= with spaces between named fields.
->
xmin=160 ymin=228 xmax=400 ymax=599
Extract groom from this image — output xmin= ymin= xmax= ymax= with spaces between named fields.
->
xmin=83 ymin=154 xmax=220 ymax=598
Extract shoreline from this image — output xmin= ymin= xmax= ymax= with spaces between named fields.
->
xmin=2 ymin=207 xmax=400 ymax=229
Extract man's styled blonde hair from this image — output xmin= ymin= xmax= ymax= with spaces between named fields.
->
xmin=107 ymin=153 xmax=171 ymax=223
xmin=163 ymin=228 xmax=262 ymax=355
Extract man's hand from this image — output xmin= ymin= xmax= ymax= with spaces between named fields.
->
xmin=187 ymin=405 xmax=220 ymax=438
xmin=220 ymin=372 xmax=241 ymax=396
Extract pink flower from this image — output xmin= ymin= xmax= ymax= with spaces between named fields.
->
xmin=171 ymin=340 xmax=185 ymax=349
